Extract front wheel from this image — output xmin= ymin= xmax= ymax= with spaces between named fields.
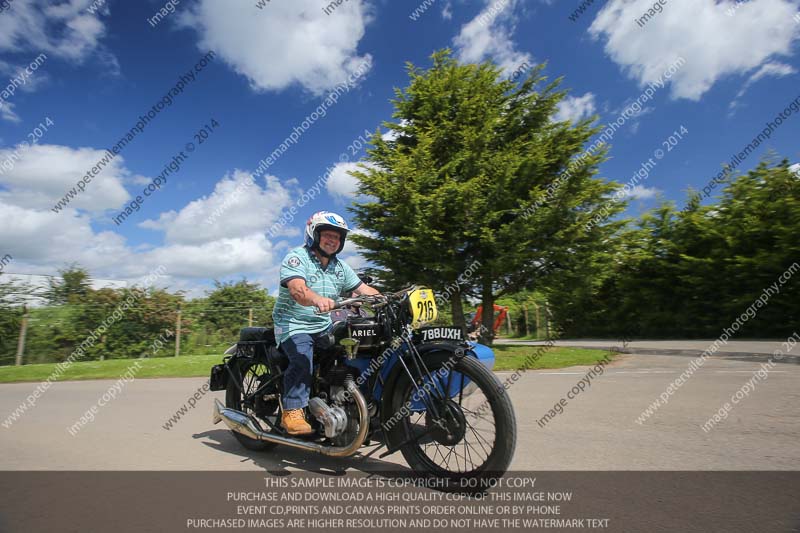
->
xmin=386 ymin=352 xmax=516 ymax=489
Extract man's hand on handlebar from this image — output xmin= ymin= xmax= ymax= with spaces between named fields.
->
xmin=312 ymin=296 xmax=336 ymax=313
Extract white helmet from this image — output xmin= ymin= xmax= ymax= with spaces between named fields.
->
xmin=305 ymin=211 xmax=349 ymax=256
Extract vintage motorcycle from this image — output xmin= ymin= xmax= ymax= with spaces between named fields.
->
xmin=209 ymin=286 xmax=516 ymax=486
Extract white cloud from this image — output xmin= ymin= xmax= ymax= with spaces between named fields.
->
xmin=0 ymin=59 xmax=49 ymax=94
xmin=619 ymin=185 xmax=659 ymax=200
xmin=442 ymin=1 xmax=453 ymax=20
xmin=730 ymin=61 xmax=797 ymax=112
xmin=0 ymin=201 xmax=130 ymax=273
xmin=143 ymin=235 xmax=275 ymax=279
xmin=790 ymin=163 xmax=800 ymax=178
xmin=453 ymin=0 xmax=532 ymax=75
xmin=325 ymin=161 xmax=380 ymax=204
xmin=180 ymin=0 xmax=373 ymax=95
xmin=0 ymin=0 xmax=109 ymax=62
xmin=553 ymin=92 xmax=597 ymax=123
xmin=0 ymin=144 xmax=296 ymax=288
xmin=326 ymin=162 xmax=363 ymax=201
xmin=0 ymin=144 xmax=369 ymax=290
xmin=744 ymin=61 xmax=798 ymax=86
xmin=0 ymin=144 xmax=129 ymax=211
xmin=0 ymin=101 xmax=21 ymax=123
xmin=139 ymin=170 xmax=294 ymax=245
xmin=589 ymin=0 xmax=800 ymax=101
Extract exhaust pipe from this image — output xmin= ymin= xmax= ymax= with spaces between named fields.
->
xmin=212 ymin=381 xmax=369 ymax=457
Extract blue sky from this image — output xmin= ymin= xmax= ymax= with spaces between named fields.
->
xmin=0 ymin=0 xmax=798 ymax=297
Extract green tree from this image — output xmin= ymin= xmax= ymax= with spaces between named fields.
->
xmin=46 ymin=264 xmax=92 ymax=305
xmin=350 ymin=50 xmax=621 ymax=343
xmin=548 ymin=158 xmax=799 ymax=338
xmin=0 ymin=276 xmax=33 ymax=365
xmin=200 ymin=279 xmax=275 ymax=337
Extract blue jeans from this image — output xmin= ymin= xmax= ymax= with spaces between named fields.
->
xmin=280 ymin=327 xmax=331 ymax=410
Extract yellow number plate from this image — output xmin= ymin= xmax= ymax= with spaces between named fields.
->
xmin=408 ymin=287 xmax=438 ymax=328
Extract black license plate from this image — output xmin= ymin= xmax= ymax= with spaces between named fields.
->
xmin=416 ymin=327 xmax=464 ymax=343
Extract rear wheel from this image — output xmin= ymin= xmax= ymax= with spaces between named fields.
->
xmin=225 ymin=357 xmax=280 ymax=451
xmin=387 ymin=353 xmax=516 ymax=489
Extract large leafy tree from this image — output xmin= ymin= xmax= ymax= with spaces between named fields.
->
xmin=350 ymin=50 xmax=622 ymax=343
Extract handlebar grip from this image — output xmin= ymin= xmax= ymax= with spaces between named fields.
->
xmin=314 ymin=298 xmax=358 ymax=314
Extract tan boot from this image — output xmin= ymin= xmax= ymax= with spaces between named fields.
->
xmin=281 ymin=408 xmax=314 ymax=436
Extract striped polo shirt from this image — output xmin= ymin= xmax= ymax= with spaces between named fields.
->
xmin=272 ymin=245 xmax=362 ymax=345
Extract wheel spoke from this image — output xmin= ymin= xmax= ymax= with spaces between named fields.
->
xmin=463 ymin=437 xmax=486 ymax=464
xmin=399 ymin=358 xmax=508 ymax=476
xmin=466 ymin=423 xmax=493 ymax=456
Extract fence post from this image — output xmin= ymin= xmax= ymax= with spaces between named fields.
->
xmin=174 ymin=305 xmax=182 ymax=357
xmin=15 ymin=304 xmax=28 ymax=366
xmin=544 ymin=311 xmax=549 ymax=338
xmin=248 ymin=308 xmax=253 ymax=327
xmin=523 ymin=305 xmax=530 ymax=336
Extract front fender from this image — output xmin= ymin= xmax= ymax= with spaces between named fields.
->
xmin=415 ymin=341 xmax=495 ymax=370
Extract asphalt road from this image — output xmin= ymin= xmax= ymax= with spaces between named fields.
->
xmin=1 ymin=350 xmax=798 ymax=472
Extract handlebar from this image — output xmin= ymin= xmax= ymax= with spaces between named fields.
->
xmin=312 ymin=286 xmax=419 ymax=314
xmin=314 ymin=294 xmax=389 ymax=314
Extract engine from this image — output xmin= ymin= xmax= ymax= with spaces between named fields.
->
xmin=308 ymin=397 xmax=348 ymax=438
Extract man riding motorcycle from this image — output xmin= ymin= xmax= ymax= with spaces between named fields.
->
xmin=272 ymin=211 xmax=379 ymax=435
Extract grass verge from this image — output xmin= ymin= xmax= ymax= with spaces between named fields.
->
xmin=0 ymin=346 xmax=614 ymax=383
xmin=0 ymin=355 xmax=221 ymax=384
xmin=491 ymin=345 xmax=613 ymax=371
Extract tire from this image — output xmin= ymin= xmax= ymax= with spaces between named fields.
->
xmin=386 ymin=352 xmax=516 ymax=489
xmin=225 ymin=357 xmax=280 ymax=452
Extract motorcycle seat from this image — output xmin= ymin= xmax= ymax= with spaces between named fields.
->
xmin=239 ymin=327 xmax=276 ymax=344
